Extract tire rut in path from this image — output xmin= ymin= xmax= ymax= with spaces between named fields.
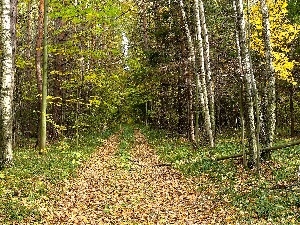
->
xmin=42 ymin=130 xmax=232 ymax=224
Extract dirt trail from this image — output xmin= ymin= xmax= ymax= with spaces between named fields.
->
xmin=41 ymin=130 xmax=233 ymax=224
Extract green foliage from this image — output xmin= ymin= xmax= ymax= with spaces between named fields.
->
xmin=0 ymin=128 xmax=115 ymax=223
xmin=288 ymin=0 xmax=300 ymax=24
xmin=115 ymin=125 xmax=135 ymax=170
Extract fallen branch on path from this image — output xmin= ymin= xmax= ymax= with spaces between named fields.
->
xmin=216 ymin=140 xmax=300 ymax=161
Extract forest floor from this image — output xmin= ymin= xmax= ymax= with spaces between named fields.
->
xmin=40 ymin=129 xmax=234 ymax=224
xmin=0 ymin=125 xmax=299 ymax=224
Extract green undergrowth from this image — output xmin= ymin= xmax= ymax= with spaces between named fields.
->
xmin=0 ymin=128 xmax=116 ymax=224
xmin=140 ymin=125 xmax=300 ymax=224
xmin=115 ymin=125 xmax=135 ymax=170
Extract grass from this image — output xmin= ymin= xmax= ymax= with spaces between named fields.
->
xmin=0 ymin=128 xmax=115 ymax=224
xmin=140 ymin=125 xmax=300 ymax=224
xmin=115 ymin=125 xmax=135 ymax=170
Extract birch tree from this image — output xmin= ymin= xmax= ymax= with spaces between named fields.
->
xmin=260 ymin=0 xmax=276 ymax=159
xmin=179 ymin=0 xmax=195 ymax=142
xmin=194 ymin=0 xmax=214 ymax=147
xmin=235 ymin=0 xmax=259 ymax=169
xmin=233 ymin=0 xmax=246 ymax=167
xmin=0 ymin=0 xmax=16 ymax=167
xmin=198 ymin=0 xmax=215 ymax=135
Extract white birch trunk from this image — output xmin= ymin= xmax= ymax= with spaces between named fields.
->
xmin=194 ymin=0 xmax=214 ymax=147
xmin=260 ymin=0 xmax=276 ymax=149
xmin=199 ymin=0 xmax=215 ymax=135
xmin=1 ymin=0 xmax=15 ymax=167
xmin=179 ymin=0 xmax=195 ymax=142
xmin=233 ymin=0 xmax=246 ymax=167
xmin=236 ymin=0 xmax=258 ymax=168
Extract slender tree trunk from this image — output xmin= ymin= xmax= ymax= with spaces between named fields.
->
xmin=246 ymin=0 xmax=261 ymax=159
xmin=290 ymin=84 xmax=295 ymax=137
xmin=235 ymin=0 xmax=259 ymax=169
xmin=199 ymin=0 xmax=215 ymax=136
xmin=179 ymin=0 xmax=195 ymax=142
xmin=36 ymin=0 xmax=44 ymax=96
xmin=260 ymin=0 xmax=276 ymax=160
xmin=0 ymin=0 xmax=16 ymax=167
xmin=35 ymin=0 xmax=44 ymax=148
xmin=233 ymin=0 xmax=246 ymax=167
xmin=194 ymin=0 xmax=214 ymax=147
xmin=39 ymin=0 xmax=48 ymax=153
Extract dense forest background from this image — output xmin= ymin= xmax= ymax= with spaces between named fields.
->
xmin=2 ymin=0 xmax=299 ymax=166
xmin=0 ymin=0 xmax=300 ymax=223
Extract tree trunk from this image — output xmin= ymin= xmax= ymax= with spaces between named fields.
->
xmin=194 ymin=0 xmax=214 ymax=147
xmin=179 ymin=0 xmax=195 ymax=142
xmin=36 ymin=0 xmax=44 ymax=96
xmin=35 ymin=0 xmax=44 ymax=148
xmin=290 ymin=84 xmax=295 ymax=137
xmin=0 ymin=0 xmax=16 ymax=167
xmin=199 ymin=0 xmax=215 ymax=136
xmin=235 ymin=0 xmax=259 ymax=169
xmin=260 ymin=0 xmax=276 ymax=161
xmin=39 ymin=0 xmax=48 ymax=153
xmin=233 ymin=0 xmax=246 ymax=167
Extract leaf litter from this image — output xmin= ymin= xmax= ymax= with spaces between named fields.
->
xmin=36 ymin=130 xmax=236 ymax=224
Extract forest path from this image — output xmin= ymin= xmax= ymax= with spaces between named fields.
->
xmin=41 ymin=129 xmax=233 ymax=224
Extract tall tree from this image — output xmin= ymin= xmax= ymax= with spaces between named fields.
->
xmin=235 ymin=0 xmax=259 ymax=169
xmin=179 ymin=0 xmax=196 ymax=142
xmin=0 ymin=0 xmax=17 ymax=167
xmin=194 ymin=0 xmax=214 ymax=147
xmin=39 ymin=0 xmax=48 ymax=153
xmin=260 ymin=0 xmax=276 ymax=160
xmin=36 ymin=0 xmax=44 ymax=96
xmin=35 ymin=0 xmax=44 ymax=149
xmin=198 ymin=0 xmax=215 ymax=136
xmin=233 ymin=0 xmax=246 ymax=167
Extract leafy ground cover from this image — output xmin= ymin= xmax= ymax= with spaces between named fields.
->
xmin=39 ymin=128 xmax=233 ymax=224
xmin=0 ymin=128 xmax=115 ymax=224
xmin=0 ymin=125 xmax=299 ymax=224
xmin=141 ymin=125 xmax=300 ymax=224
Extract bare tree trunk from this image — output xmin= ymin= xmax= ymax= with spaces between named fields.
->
xmin=199 ymin=0 xmax=215 ymax=136
xmin=39 ymin=0 xmax=48 ymax=153
xmin=290 ymin=84 xmax=295 ymax=137
xmin=36 ymin=0 xmax=44 ymax=96
xmin=233 ymin=0 xmax=246 ymax=167
xmin=246 ymin=0 xmax=261 ymax=159
xmin=194 ymin=0 xmax=214 ymax=147
xmin=179 ymin=0 xmax=195 ymax=142
xmin=0 ymin=0 xmax=16 ymax=167
xmin=260 ymin=0 xmax=276 ymax=160
xmin=235 ymin=0 xmax=259 ymax=169
xmin=35 ymin=0 xmax=44 ymax=148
